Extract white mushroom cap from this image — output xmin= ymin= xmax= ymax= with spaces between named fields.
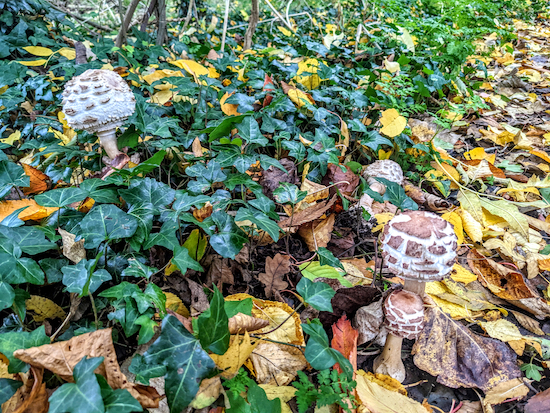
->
xmin=362 ymin=160 xmax=404 ymax=195
xmin=383 ymin=289 xmax=425 ymax=340
xmin=382 ymin=210 xmax=457 ymax=282
xmin=62 ymin=69 xmax=136 ymax=134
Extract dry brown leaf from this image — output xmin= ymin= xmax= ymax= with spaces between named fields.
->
xmin=525 ymin=385 xmax=550 ymax=413
xmin=301 ymin=179 xmax=329 ymax=204
xmin=297 ymin=213 xmax=335 ymax=251
xmin=210 ymin=332 xmax=259 ymax=379
xmin=353 ymin=298 xmax=385 ymax=345
xmin=3 ymin=366 xmax=48 ymax=413
xmin=191 ymin=137 xmax=205 ymax=157
xmin=355 ymin=372 xmax=429 ymax=413
xmin=510 ymin=310 xmax=545 ymax=336
xmin=58 ymin=228 xmax=86 ymax=264
xmin=192 ymin=201 xmax=213 ymax=222
xmin=228 ymin=313 xmax=269 ymax=334
xmin=25 ymin=296 xmax=65 ymax=323
xmin=13 ymin=329 xmax=159 ymax=409
xmin=278 ymin=196 xmax=336 ymax=229
xmin=412 ymin=297 xmax=522 ymax=391
xmin=483 ymin=378 xmax=529 ymax=410
xmin=189 ymin=377 xmax=223 ymax=409
xmin=206 ymin=256 xmax=234 ymax=287
xmin=323 ymin=164 xmax=359 ymax=196
xmin=21 ymin=164 xmax=49 ymax=195
xmin=259 ymin=254 xmax=291 ymax=298
xmin=260 ymin=158 xmax=299 ymax=200
xmin=248 ymin=342 xmax=307 ymax=385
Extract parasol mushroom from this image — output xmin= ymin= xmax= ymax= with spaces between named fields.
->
xmin=362 ymin=160 xmax=404 ymax=195
xmin=381 ymin=210 xmax=457 ymax=296
xmin=373 ymin=289 xmax=425 ymax=382
xmin=62 ymin=69 xmax=136 ymax=169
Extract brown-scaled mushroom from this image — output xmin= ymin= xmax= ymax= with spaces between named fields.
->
xmin=381 ymin=210 xmax=457 ymax=296
xmin=362 ymin=160 xmax=404 ymax=195
xmin=373 ymin=289 xmax=425 ymax=382
xmin=62 ymin=69 xmax=136 ymax=168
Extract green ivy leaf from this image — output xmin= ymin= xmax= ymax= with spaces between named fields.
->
xmin=248 ymin=382 xmax=281 ymax=413
xmin=119 ymin=178 xmax=176 ymax=214
xmin=0 ymin=226 xmax=56 ymax=255
xmin=0 ymin=378 xmax=23 ymax=405
xmin=35 ymin=187 xmax=86 ymax=207
xmin=224 ymin=298 xmax=253 ymax=318
xmin=143 ymin=315 xmax=217 ymax=413
xmin=97 ymin=375 xmax=143 ymax=413
xmin=128 ymin=354 xmax=166 ymax=385
xmin=317 ymin=248 xmax=345 ymax=271
xmin=0 ymin=326 xmax=49 ymax=373
xmin=62 ymin=259 xmax=111 ymax=295
xmin=78 ymin=205 xmax=139 ymax=249
xmin=209 ymin=211 xmax=247 ymax=259
xmin=172 ymin=244 xmax=204 ymax=273
xmin=142 ymin=221 xmax=180 ymax=251
xmin=377 ymin=178 xmax=418 ymax=211
xmin=197 ymin=286 xmax=230 ymax=355
xmin=0 ymin=281 xmax=15 ymax=311
xmin=273 ymin=183 xmax=307 ymax=205
xmin=299 ymin=262 xmax=352 ymax=288
xmin=0 ymin=161 xmax=29 ymax=199
xmin=48 ymin=356 xmax=105 ymax=413
xmin=296 ymin=278 xmax=334 ymax=312
xmin=235 ymin=207 xmax=280 ymax=242
xmin=121 ymin=259 xmax=157 ymax=279
xmin=236 ymin=117 xmax=268 ymax=146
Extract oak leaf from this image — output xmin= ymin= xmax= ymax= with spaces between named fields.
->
xmin=259 ymin=254 xmax=291 ymax=298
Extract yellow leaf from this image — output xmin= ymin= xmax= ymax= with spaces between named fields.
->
xmin=463 ymin=147 xmax=496 ymax=164
xmin=384 ymin=59 xmax=400 ymax=73
xmin=0 ymin=199 xmax=59 ymax=222
xmin=287 ymin=88 xmax=315 ymax=108
xmin=456 ymin=208 xmax=483 ymax=243
xmin=450 ymin=263 xmax=477 ymax=284
xmin=441 ymin=211 xmax=464 ymax=246
xmin=26 ymin=295 xmax=66 ymax=322
xmin=57 ymin=47 xmax=76 ymax=60
xmin=210 ymin=332 xmax=259 ymax=379
xmin=0 ymin=130 xmax=21 ymax=145
xmin=372 ymin=213 xmax=395 ymax=233
xmin=16 ymin=59 xmax=48 ymax=66
xmin=259 ymin=385 xmax=297 ymax=413
xmin=141 ymin=68 xmax=183 ymax=84
xmin=169 ymin=59 xmax=219 ymax=80
xmin=530 ymin=149 xmax=550 ymax=164
xmin=165 ymin=292 xmax=190 ymax=318
xmin=220 ymin=92 xmax=241 ymax=116
xmin=23 ymin=46 xmax=53 ymax=56
xmin=294 ymin=58 xmax=321 ymax=90
xmin=378 ymin=149 xmax=392 ymax=159
xmin=379 ymin=108 xmax=407 ymax=138
xmin=339 ymin=120 xmax=349 ymax=156
xmin=277 ymin=26 xmax=293 ymax=36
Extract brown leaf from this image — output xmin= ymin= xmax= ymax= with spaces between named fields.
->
xmin=353 ymin=298 xmax=385 ymax=345
xmin=259 ymin=254 xmax=291 ymax=298
xmin=249 ymin=342 xmax=307 ymax=385
xmin=58 ymin=228 xmax=86 ymax=264
xmin=13 ymin=329 xmax=159 ymax=409
xmin=21 ymin=164 xmax=49 ymax=195
xmin=510 ymin=310 xmax=545 ymax=336
xmin=3 ymin=366 xmax=48 ymax=413
xmin=297 ymin=213 xmax=335 ymax=251
xmin=412 ymin=297 xmax=522 ymax=391
xmin=278 ymin=195 xmax=337 ymax=229
xmin=403 ymin=181 xmax=452 ymax=211
xmin=483 ymin=378 xmax=529 ymax=410
xmin=331 ymin=315 xmax=358 ymax=373
xmin=323 ymin=164 xmax=359 ymax=196
xmin=525 ymin=385 xmax=550 ymax=413
xmin=260 ymin=158 xmax=298 ymax=199
xmin=192 ymin=202 xmax=213 ymax=222
xmin=228 ymin=313 xmax=269 ymax=334
xmin=206 ymin=256 xmax=234 ymax=287
xmin=185 ymin=278 xmax=210 ymax=313
xmin=319 ymin=286 xmax=380 ymax=330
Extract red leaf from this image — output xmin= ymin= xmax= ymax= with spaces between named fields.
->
xmin=331 ymin=314 xmax=358 ymax=373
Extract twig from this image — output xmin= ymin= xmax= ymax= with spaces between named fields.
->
xmin=262 ymin=0 xmax=293 ymax=30
xmin=115 ymin=0 xmax=142 ymax=47
xmin=220 ymin=0 xmax=231 ymax=52
xmin=47 ymin=1 xmax=112 ymax=31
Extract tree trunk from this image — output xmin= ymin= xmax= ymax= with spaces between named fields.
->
xmin=182 ymin=0 xmax=195 ymax=31
xmin=243 ymin=0 xmax=259 ymax=50
xmin=140 ymin=0 xmax=158 ymax=31
xmin=115 ymin=0 xmax=142 ymax=48
xmin=156 ymin=0 xmax=167 ymax=46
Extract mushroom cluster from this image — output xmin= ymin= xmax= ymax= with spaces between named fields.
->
xmin=373 ymin=289 xmax=425 ymax=382
xmin=381 ymin=210 xmax=457 ymax=296
xmin=62 ymin=69 xmax=136 ymax=168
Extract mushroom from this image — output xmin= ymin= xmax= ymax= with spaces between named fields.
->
xmin=362 ymin=160 xmax=404 ymax=195
xmin=381 ymin=210 xmax=457 ymax=296
xmin=373 ymin=289 xmax=425 ymax=382
xmin=62 ymin=69 xmax=136 ymax=167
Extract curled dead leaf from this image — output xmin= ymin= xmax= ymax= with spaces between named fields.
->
xmin=228 ymin=313 xmax=270 ymax=334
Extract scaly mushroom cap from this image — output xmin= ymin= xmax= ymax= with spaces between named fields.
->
xmin=384 ymin=289 xmax=425 ymax=340
xmin=362 ymin=160 xmax=404 ymax=185
xmin=382 ymin=210 xmax=457 ymax=282
xmin=62 ymin=69 xmax=136 ymax=134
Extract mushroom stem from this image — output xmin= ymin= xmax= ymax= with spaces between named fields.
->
xmin=373 ymin=333 xmax=405 ymax=382
xmin=96 ymin=129 xmax=121 ymax=159
xmin=404 ymin=279 xmax=425 ymax=297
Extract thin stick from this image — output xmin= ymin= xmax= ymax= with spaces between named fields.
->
xmin=115 ymin=0 xmax=142 ymax=48
xmin=220 ymin=0 xmax=231 ymax=52
xmin=263 ymin=0 xmax=293 ymax=30
xmin=47 ymin=1 xmax=112 ymax=31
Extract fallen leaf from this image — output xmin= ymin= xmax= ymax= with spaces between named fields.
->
xmin=353 ymin=298 xmax=385 ymax=345
xmin=379 ymin=109 xmax=407 ymax=138
xmin=510 ymin=310 xmax=545 ymax=336
xmin=23 ymin=46 xmax=53 ymax=57
xmin=412 ymin=297 xmax=522 ymax=391
xmin=278 ymin=196 xmax=337 ymax=229
xmin=21 ymin=165 xmax=49 ymax=195
xmin=13 ymin=329 xmax=159 ymax=408
xmin=298 ymin=213 xmax=335 ymax=251
xmin=323 ymin=164 xmax=359 ymax=196
xmin=228 ymin=313 xmax=269 ymax=334
xmin=280 ymin=81 xmax=315 ymax=108
xmin=483 ymin=378 xmax=529 ymax=411
xmin=190 ymin=377 xmax=222 ymax=409
xmin=25 ymin=296 xmax=65 ymax=323
xmin=525 ymin=385 xmax=550 ymax=413
xmin=220 ymin=92 xmax=241 ymax=116
xmin=58 ymin=228 xmax=86 ymax=264
xmin=331 ymin=315 xmax=358 ymax=373
xmin=259 ymin=254 xmax=291 ymax=298
xmin=0 ymin=200 xmax=58 ymax=222
xmin=259 ymin=384 xmax=297 ymax=413
xmin=165 ymin=292 xmax=190 ymax=318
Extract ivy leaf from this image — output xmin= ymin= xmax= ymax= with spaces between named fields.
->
xmin=62 ymin=259 xmax=112 ymax=295
xmin=143 ymin=315 xmax=217 ymax=413
xmin=142 ymin=221 xmax=180 ymax=251
xmin=48 ymin=356 xmax=105 ymax=413
xmin=273 ymin=183 xmax=307 ymax=205
xmin=248 ymin=382 xmax=282 ymax=413
xmin=0 ymin=226 xmax=56 ymax=255
xmin=78 ymin=205 xmax=139 ymax=249
xmin=225 ymin=298 xmax=253 ymax=318
xmin=0 ymin=378 xmax=23 ymax=405
xmin=317 ymin=248 xmax=345 ymax=271
xmin=302 ymin=320 xmax=353 ymax=381
xmin=377 ymin=178 xmax=418 ymax=211
xmin=0 ymin=161 xmax=29 ymax=199
xmin=359 ymin=131 xmax=392 ymax=151
xmin=0 ymin=281 xmax=15 ymax=311
xmin=128 ymin=354 xmax=166 ymax=385
xmin=0 ymin=326 xmax=49 ymax=373
xmin=35 ymin=187 xmax=86 ymax=207
xmin=209 ymin=211 xmax=248 ymax=259
xmin=296 ymin=278 xmax=334 ymax=312
xmin=237 ymin=117 xmax=268 ymax=146
xmin=121 ymin=259 xmax=157 ymax=279
xmin=119 ymin=178 xmax=175 ymax=214
xmin=235 ymin=207 xmax=280 ymax=242
xmin=172 ymin=245 xmax=204 ymax=273
xmin=80 ymin=179 xmax=120 ymax=204
xmin=97 ymin=375 xmax=143 ymax=413
xmin=197 ymin=286 xmax=230 ymax=355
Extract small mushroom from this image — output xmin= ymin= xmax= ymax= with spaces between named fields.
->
xmin=373 ymin=289 xmax=425 ymax=382
xmin=381 ymin=210 xmax=457 ymax=296
xmin=62 ymin=69 xmax=136 ymax=166
xmin=362 ymin=160 xmax=404 ymax=195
